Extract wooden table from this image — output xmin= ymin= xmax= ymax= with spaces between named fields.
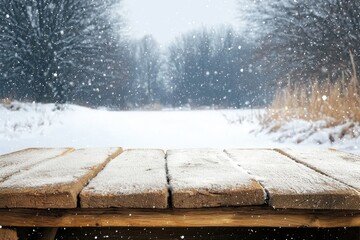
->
xmin=0 ymin=148 xmax=360 ymax=239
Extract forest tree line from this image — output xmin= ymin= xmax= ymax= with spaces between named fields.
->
xmin=242 ymin=0 xmax=360 ymax=85
xmin=1 ymin=0 xmax=359 ymax=109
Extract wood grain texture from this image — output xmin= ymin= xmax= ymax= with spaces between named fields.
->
xmin=0 ymin=229 xmax=18 ymax=240
xmin=1 ymin=208 xmax=360 ymax=228
xmin=0 ymin=148 xmax=122 ymax=209
xmin=81 ymin=149 xmax=168 ymax=208
xmin=278 ymin=148 xmax=360 ymax=191
xmin=167 ymin=149 xmax=265 ymax=208
xmin=225 ymin=149 xmax=360 ymax=210
xmin=0 ymin=148 xmax=73 ymax=182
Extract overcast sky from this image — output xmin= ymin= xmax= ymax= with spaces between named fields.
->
xmin=121 ymin=0 xmax=239 ymax=46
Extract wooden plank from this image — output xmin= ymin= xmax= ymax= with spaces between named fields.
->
xmin=0 ymin=229 xmax=18 ymax=240
xmin=0 ymin=148 xmax=73 ymax=182
xmin=0 ymin=148 xmax=122 ymax=209
xmin=225 ymin=149 xmax=360 ymax=210
xmin=1 ymin=207 xmax=360 ymax=228
xmin=81 ymin=149 xmax=168 ymax=208
xmin=166 ymin=149 xmax=265 ymax=208
xmin=278 ymin=148 xmax=360 ymax=191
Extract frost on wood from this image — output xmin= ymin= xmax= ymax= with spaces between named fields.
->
xmin=80 ymin=149 xmax=168 ymax=208
xmin=0 ymin=148 xmax=72 ymax=182
xmin=167 ymin=149 xmax=265 ymax=208
xmin=0 ymin=147 xmax=122 ymax=208
xmin=225 ymin=149 xmax=360 ymax=210
xmin=279 ymin=148 xmax=360 ymax=191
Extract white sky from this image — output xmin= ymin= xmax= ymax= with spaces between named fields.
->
xmin=121 ymin=0 xmax=239 ymax=46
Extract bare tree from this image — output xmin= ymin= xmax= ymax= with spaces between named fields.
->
xmin=0 ymin=0 xmax=129 ymax=104
xmin=129 ymin=35 xmax=162 ymax=106
xmin=242 ymin=0 xmax=360 ymax=83
xmin=167 ymin=26 xmax=262 ymax=107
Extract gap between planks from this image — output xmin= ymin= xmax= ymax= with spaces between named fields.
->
xmin=225 ymin=149 xmax=360 ymax=210
xmin=1 ymin=148 xmax=359 ymax=212
xmin=1 ymin=208 xmax=360 ymax=228
xmin=0 ymin=148 xmax=123 ymax=209
xmin=166 ymin=149 xmax=265 ymax=208
xmin=164 ymin=151 xmax=173 ymax=210
xmin=78 ymin=148 xmax=360 ymax=210
xmin=275 ymin=148 xmax=360 ymax=195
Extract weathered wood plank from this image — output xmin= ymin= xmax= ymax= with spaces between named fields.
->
xmin=81 ymin=149 xmax=168 ymax=208
xmin=225 ymin=149 xmax=360 ymax=210
xmin=167 ymin=149 xmax=265 ymax=208
xmin=278 ymin=148 xmax=360 ymax=191
xmin=1 ymin=208 xmax=360 ymax=228
xmin=0 ymin=148 xmax=122 ymax=209
xmin=0 ymin=148 xmax=73 ymax=182
xmin=0 ymin=229 xmax=18 ymax=240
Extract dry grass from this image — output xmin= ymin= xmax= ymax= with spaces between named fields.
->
xmin=265 ymin=76 xmax=360 ymax=123
xmin=263 ymin=61 xmax=360 ymax=134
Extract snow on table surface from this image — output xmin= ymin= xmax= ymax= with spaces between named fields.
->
xmin=225 ymin=149 xmax=355 ymax=194
xmin=166 ymin=149 xmax=265 ymax=208
xmin=279 ymin=148 xmax=360 ymax=190
xmin=0 ymin=148 xmax=120 ymax=189
xmin=225 ymin=149 xmax=360 ymax=209
xmin=167 ymin=149 xmax=261 ymax=191
xmin=0 ymin=147 xmax=359 ymax=210
xmin=82 ymin=149 xmax=168 ymax=195
xmin=0 ymin=148 xmax=71 ymax=182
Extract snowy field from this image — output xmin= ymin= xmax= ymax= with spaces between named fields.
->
xmin=0 ymin=101 xmax=359 ymax=155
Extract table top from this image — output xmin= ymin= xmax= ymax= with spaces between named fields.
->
xmin=0 ymin=147 xmax=359 ymax=210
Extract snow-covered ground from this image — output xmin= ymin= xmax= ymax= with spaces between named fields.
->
xmin=261 ymin=119 xmax=360 ymax=154
xmin=0 ymin=101 xmax=359 ymax=155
